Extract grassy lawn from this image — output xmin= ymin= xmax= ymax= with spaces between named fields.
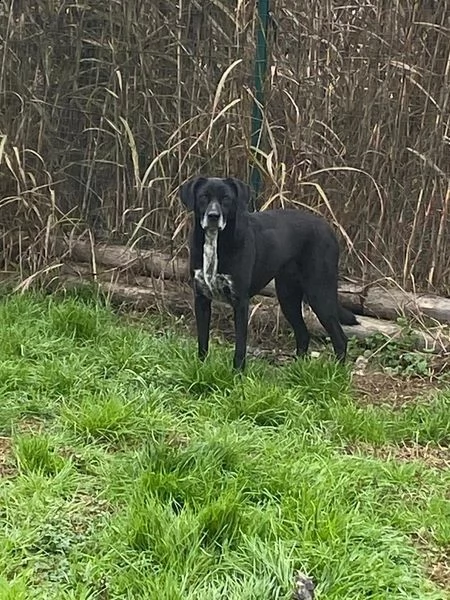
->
xmin=0 ymin=290 xmax=449 ymax=599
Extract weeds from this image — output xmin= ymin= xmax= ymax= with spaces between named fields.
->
xmin=348 ymin=323 xmax=442 ymax=379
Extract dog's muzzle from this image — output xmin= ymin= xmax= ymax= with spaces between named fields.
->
xmin=201 ymin=200 xmax=226 ymax=230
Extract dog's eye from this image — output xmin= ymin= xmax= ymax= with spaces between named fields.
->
xmin=197 ymin=195 xmax=208 ymax=208
xmin=222 ymin=195 xmax=231 ymax=205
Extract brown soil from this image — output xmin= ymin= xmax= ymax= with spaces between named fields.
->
xmin=351 ymin=370 xmax=444 ymax=408
xmin=414 ymin=534 xmax=450 ymax=592
xmin=0 ymin=436 xmax=16 ymax=477
xmin=16 ymin=416 xmax=46 ymax=433
xmin=428 ymin=556 xmax=450 ymax=592
xmin=345 ymin=441 xmax=450 ymax=470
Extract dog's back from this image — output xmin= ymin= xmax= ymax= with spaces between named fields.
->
xmin=247 ymin=209 xmax=339 ymax=295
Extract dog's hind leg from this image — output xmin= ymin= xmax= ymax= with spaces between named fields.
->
xmin=297 ymin=243 xmax=349 ymax=362
xmin=315 ymin=310 xmax=347 ymax=362
xmin=275 ymin=268 xmax=310 ymax=357
xmin=194 ymin=293 xmax=212 ymax=360
xmin=302 ymin=284 xmax=348 ymax=362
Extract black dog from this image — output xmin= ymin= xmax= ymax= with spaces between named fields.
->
xmin=180 ymin=176 xmax=358 ymax=371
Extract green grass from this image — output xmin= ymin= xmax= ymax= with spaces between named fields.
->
xmin=0 ymin=290 xmax=449 ymax=599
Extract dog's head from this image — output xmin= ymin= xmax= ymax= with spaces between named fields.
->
xmin=180 ymin=176 xmax=250 ymax=231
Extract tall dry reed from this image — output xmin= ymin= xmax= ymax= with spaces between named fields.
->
xmin=0 ymin=0 xmax=449 ymax=292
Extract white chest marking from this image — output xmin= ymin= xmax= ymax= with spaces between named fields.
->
xmin=203 ymin=228 xmax=218 ymax=288
xmin=194 ymin=229 xmax=235 ymax=304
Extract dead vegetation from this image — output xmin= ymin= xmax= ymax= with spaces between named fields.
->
xmin=0 ymin=436 xmax=14 ymax=478
xmin=352 ymin=370 xmax=443 ymax=407
xmin=345 ymin=440 xmax=450 ymax=470
xmin=0 ymin=1 xmax=449 ymax=295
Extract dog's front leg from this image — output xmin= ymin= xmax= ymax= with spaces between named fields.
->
xmin=194 ymin=293 xmax=212 ymax=360
xmin=233 ymin=299 xmax=249 ymax=371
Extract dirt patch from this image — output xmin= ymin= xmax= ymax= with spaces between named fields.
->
xmin=69 ymin=492 xmax=112 ymax=536
xmin=429 ymin=556 xmax=450 ymax=591
xmin=16 ymin=417 xmax=46 ymax=433
xmin=165 ymin=431 xmax=191 ymax=449
xmin=0 ymin=436 xmax=16 ymax=477
xmin=346 ymin=441 xmax=450 ymax=470
xmin=351 ymin=370 xmax=442 ymax=408
xmin=413 ymin=534 xmax=450 ymax=591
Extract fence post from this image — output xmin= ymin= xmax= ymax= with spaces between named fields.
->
xmin=250 ymin=0 xmax=270 ymax=210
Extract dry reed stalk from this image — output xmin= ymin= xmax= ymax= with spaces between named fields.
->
xmin=0 ymin=0 xmax=448 ymax=296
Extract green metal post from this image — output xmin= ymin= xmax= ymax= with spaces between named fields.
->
xmin=250 ymin=0 xmax=270 ymax=210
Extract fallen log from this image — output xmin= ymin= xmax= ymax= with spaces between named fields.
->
xmin=67 ymin=239 xmax=190 ymax=281
xmin=364 ymin=287 xmax=450 ymax=324
xmin=65 ymin=239 xmax=365 ymax=309
xmin=65 ymin=239 xmax=450 ymax=325
xmin=58 ymin=267 xmax=449 ymax=353
xmin=61 ymin=262 xmax=364 ymax=313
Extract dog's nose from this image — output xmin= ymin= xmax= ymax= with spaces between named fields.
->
xmin=207 ymin=211 xmax=220 ymax=221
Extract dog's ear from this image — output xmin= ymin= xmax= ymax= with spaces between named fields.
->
xmin=179 ymin=177 xmax=206 ymax=211
xmin=224 ymin=177 xmax=251 ymax=208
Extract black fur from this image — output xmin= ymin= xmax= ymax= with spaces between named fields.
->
xmin=180 ymin=176 xmax=358 ymax=371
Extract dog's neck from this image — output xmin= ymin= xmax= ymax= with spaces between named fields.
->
xmin=202 ymin=228 xmax=218 ymax=287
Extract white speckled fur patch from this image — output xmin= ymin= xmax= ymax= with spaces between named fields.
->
xmin=203 ymin=228 xmax=218 ymax=288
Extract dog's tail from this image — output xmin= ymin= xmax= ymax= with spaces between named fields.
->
xmin=338 ymin=304 xmax=359 ymax=326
